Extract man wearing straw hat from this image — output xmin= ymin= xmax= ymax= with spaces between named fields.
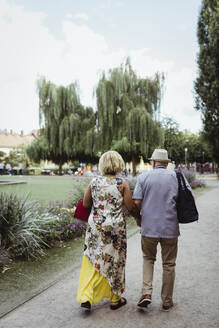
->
xmin=133 ymin=148 xmax=187 ymax=311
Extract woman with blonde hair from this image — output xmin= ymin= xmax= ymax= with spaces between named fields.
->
xmin=77 ymin=150 xmax=140 ymax=310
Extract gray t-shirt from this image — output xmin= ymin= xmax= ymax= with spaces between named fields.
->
xmin=133 ymin=167 xmax=180 ymax=238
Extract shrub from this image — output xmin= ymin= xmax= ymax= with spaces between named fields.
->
xmin=22 ymin=168 xmax=30 ymax=175
xmin=44 ymin=178 xmax=91 ymax=216
xmin=0 ymin=248 xmax=9 ymax=269
xmin=0 ymin=192 xmax=33 ymax=248
xmin=0 ymin=191 xmax=87 ymax=260
xmin=181 ymin=169 xmax=206 ymax=189
xmin=0 ymin=193 xmax=51 ymax=259
xmin=39 ymin=211 xmax=86 ymax=243
xmin=68 ymin=178 xmax=92 ymax=206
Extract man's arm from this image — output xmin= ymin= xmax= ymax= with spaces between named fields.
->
xmin=133 ymin=199 xmax=142 ymax=227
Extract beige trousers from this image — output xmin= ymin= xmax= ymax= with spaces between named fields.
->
xmin=141 ymin=236 xmax=178 ymax=306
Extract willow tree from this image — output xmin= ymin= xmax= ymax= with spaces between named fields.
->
xmin=28 ymin=78 xmax=97 ymax=173
xmin=95 ymin=60 xmax=164 ymax=173
xmin=195 ymin=0 xmax=219 ymax=164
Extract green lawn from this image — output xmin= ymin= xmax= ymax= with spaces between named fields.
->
xmin=0 ymin=176 xmax=90 ymax=206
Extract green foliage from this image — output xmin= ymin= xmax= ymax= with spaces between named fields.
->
xmin=0 ymin=192 xmax=48 ymax=259
xmin=162 ymin=117 xmax=185 ymax=165
xmin=26 ymin=136 xmax=49 ymax=164
xmin=27 ymin=61 xmax=167 ymax=171
xmin=195 ymin=0 xmax=219 ymax=164
xmin=95 ymin=60 xmax=164 ymax=172
xmin=0 ymin=185 xmax=88 ymax=260
xmin=68 ymin=178 xmax=92 ymax=206
xmin=162 ymin=117 xmax=213 ymax=164
xmin=4 ymin=147 xmax=30 ymax=168
xmin=27 ymin=79 xmax=97 ymax=173
xmin=0 ymin=151 xmax=6 ymax=161
xmin=184 ymin=132 xmax=212 ymax=163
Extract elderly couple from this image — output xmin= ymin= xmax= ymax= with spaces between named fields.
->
xmin=77 ymin=149 xmax=184 ymax=311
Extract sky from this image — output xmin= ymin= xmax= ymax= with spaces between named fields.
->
xmin=0 ymin=0 xmax=203 ymax=135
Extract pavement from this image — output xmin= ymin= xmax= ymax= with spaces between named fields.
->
xmin=0 ymin=179 xmax=219 ymax=328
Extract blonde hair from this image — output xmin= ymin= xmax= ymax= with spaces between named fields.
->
xmin=98 ymin=151 xmax=125 ymax=175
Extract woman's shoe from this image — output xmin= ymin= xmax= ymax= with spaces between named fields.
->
xmin=110 ymin=297 xmax=127 ymax=310
xmin=81 ymin=301 xmax=91 ymax=310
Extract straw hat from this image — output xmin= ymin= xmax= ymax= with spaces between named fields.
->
xmin=149 ymin=149 xmax=171 ymax=162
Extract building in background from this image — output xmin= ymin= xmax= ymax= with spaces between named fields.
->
xmin=0 ymin=130 xmax=36 ymax=156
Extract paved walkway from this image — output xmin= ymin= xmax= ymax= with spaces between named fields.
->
xmin=1 ymin=180 xmax=219 ymax=328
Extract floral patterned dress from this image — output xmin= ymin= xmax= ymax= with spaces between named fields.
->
xmin=84 ymin=176 xmax=127 ymax=296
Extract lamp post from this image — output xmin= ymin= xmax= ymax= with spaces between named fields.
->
xmin=185 ymin=147 xmax=188 ymax=167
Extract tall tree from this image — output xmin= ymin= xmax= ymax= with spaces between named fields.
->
xmin=95 ymin=60 xmax=164 ymax=173
xmin=162 ymin=117 xmax=213 ymax=166
xmin=195 ymin=0 xmax=219 ymax=164
xmin=162 ymin=117 xmax=185 ymax=165
xmin=27 ymin=79 xmax=97 ymax=173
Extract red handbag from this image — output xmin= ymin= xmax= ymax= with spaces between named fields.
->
xmin=74 ymin=199 xmax=91 ymax=222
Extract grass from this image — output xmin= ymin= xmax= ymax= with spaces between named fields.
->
xmin=0 ymin=176 xmax=85 ymax=206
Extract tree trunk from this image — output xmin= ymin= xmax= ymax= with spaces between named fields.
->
xmin=58 ymin=161 xmax=62 ymax=175
xmin=132 ymin=155 xmax=137 ymax=176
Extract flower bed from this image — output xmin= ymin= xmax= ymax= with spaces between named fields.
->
xmin=180 ymin=169 xmax=206 ymax=188
xmin=0 ymin=179 xmax=90 ymax=267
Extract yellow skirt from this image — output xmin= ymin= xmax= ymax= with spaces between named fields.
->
xmin=77 ymin=255 xmax=121 ymax=305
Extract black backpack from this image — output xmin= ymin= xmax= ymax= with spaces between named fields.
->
xmin=175 ymin=170 xmax=199 ymax=224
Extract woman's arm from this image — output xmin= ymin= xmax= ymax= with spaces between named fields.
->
xmin=123 ymin=180 xmax=141 ymax=220
xmin=83 ymin=185 xmax=93 ymax=209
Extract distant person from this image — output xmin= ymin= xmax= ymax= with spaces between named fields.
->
xmin=133 ymin=149 xmax=192 ymax=311
xmin=19 ymin=162 xmax=23 ymax=175
xmin=0 ymin=162 xmax=4 ymax=175
xmin=5 ymin=163 xmax=11 ymax=175
xmin=77 ymin=150 xmax=140 ymax=310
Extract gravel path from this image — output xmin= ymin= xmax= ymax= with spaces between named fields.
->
xmin=1 ymin=180 xmax=219 ymax=328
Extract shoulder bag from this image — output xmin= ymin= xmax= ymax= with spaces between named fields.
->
xmin=175 ymin=171 xmax=199 ymax=224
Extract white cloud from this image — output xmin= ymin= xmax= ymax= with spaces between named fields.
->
xmin=162 ymin=67 xmax=202 ymax=132
xmin=74 ymin=12 xmax=89 ymax=21
xmin=115 ymin=1 xmax=124 ymax=7
xmin=0 ymin=0 xmax=202 ymax=135
xmin=65 ymin=13 xmax=73 ymax=19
